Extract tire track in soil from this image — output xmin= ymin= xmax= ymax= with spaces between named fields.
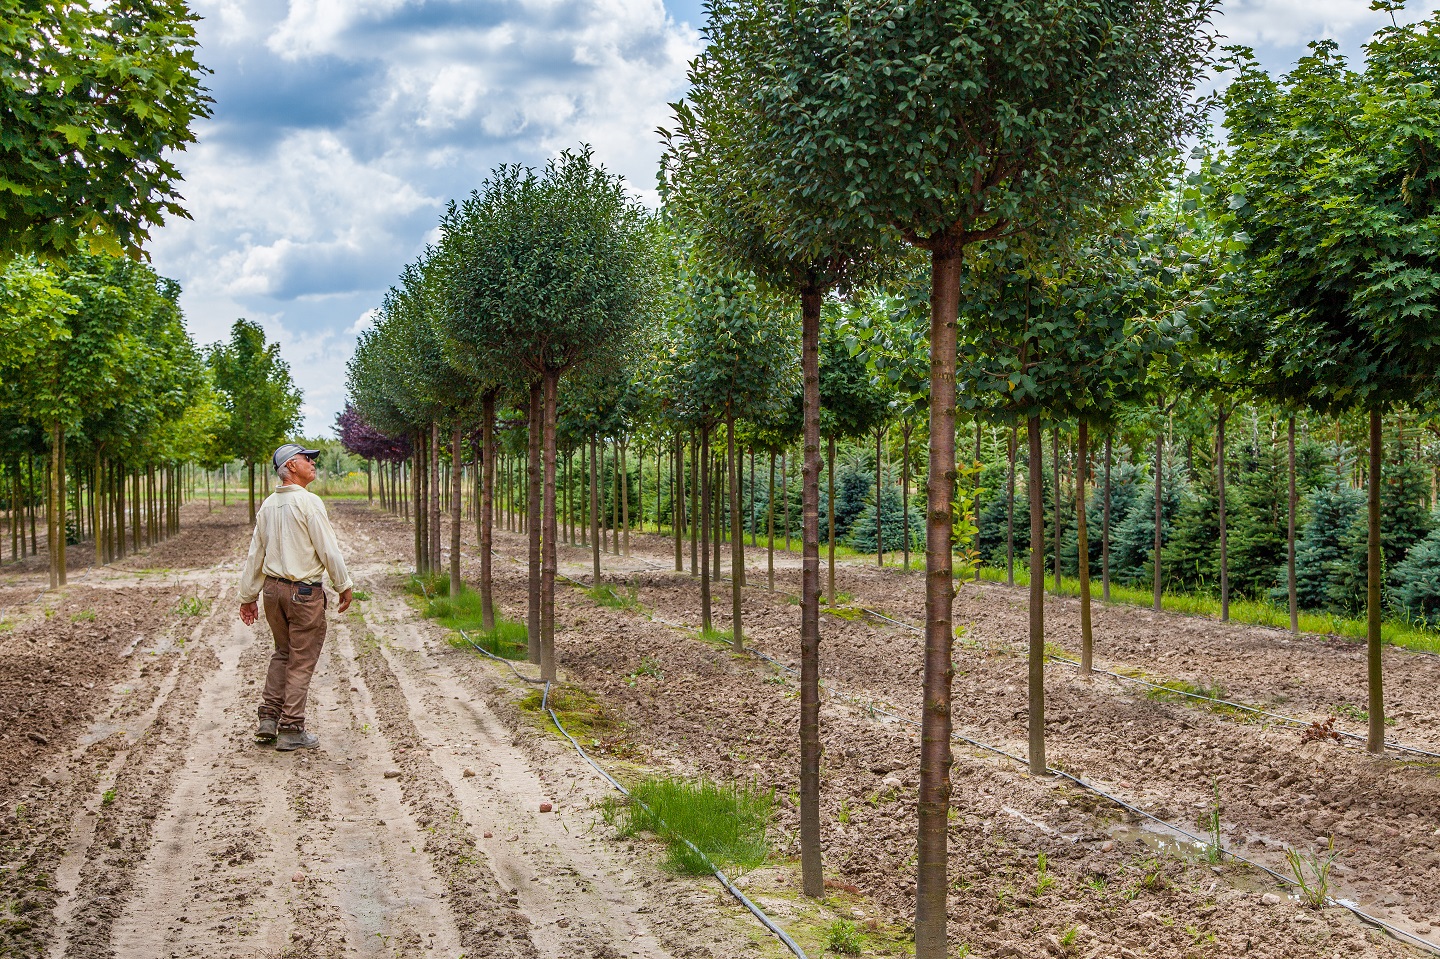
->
xmin=342 ymin=613 xmax=540 ymax=959
xmin=360 ymin=581 xmax=676 ymax=959
xmin=102 ymin=605 xmax=470 ymax=958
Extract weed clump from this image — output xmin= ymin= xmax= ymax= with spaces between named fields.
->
xmin=585 ymin=582 xmax=643 ymax=612
xmin=602 ymin=776 xmax=772 ymax=876
xmin=825 ymin=918 xmax=864 ymax=954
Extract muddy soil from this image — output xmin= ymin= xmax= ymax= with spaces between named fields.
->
xmin=453 ymin=514 xmax=1437 ymax=957
xmin=4 ymin=501 xmax=781 ymax=959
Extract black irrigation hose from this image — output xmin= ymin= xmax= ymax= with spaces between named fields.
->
xmin=444 ymin=585 xmax=808 ymax=958
xmin=537 ymin=682 xmax=809 ymax=959
xmin=742 ymin=642 xmax=1440 ymax=957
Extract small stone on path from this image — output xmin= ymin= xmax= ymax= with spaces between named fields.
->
xmin=383 ymin=770 xmax=400 ymax=779
xmin=292 ymin=871 xmax=305 ymax=883
xmin=462 ymin=768 xmax=476 ymax=777
xmin=1261 ymin=893 xmax=1282 ymax=906
xmin=539 ymin=802 xmax=552 ymax=813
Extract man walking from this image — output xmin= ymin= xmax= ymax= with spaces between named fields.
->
xmin=238 ymin=444 xmax=353 ymax=751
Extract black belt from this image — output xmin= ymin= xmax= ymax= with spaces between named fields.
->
xmin=268 ymin=575 xmax=321 ymax=588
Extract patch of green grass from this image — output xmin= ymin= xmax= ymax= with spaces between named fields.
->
xmin=601 ymin=775 xmax=772 ymax=876
xmin=1142 ymin=677 xmax=1255 ymax=718
xmin=0 ymin=618 xmax=11 ymax=633
xmin=586 ymin=582 xmax=643 ymax=612
xmin=695 ymin=626 xmax=734 ymax=648
xmin=625 ymin=656 xmax=663 ymax=686
xmin=519 ymin=684 xmax=619 ymax=740
xmin=1333 ymin=702 xmax=1396 ymax=727
xmin=824 ymin=918 xmax=864 ymax=955
xmin=820 ymin=590 xmax=855 ymax=607
xmin=978 ymin=564 xmax=1440 ymax=654
xmin=175 ymin=596 xmax=211 ymax=617
xmin=100 ymin=789 xmax=115 ymax=806
xmin=70 ymin=609 xmax=96 ymax=623
xmin=350 ymin=590 xmax=370 ymax=602
xmin=422 ymin=584 xmax=527 ymax=660
xmin=402 ymin=572 xmax=449 ymax=599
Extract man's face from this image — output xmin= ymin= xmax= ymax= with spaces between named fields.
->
xmin=285 ymin=454 xmax=317 ymax=484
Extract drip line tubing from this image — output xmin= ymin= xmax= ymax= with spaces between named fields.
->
xmin=740 ymin=641 xmax=1439 ymax=956
xmin=444 ymin=587 xmax=807 ymax=958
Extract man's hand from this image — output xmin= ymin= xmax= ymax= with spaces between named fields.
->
xmin=240 ymin=601 xmax=258 ymax=626
xmin=337 ymin=588 xmax=353 ymax=614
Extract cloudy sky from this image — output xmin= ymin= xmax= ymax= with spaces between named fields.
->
xmin=148 ymin=0 xmax=1440 ymax=436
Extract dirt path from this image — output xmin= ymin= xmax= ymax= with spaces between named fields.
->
xmin=10 ymin=502 xmax=771 ymax=959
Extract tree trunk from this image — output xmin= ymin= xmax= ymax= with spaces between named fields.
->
xmin=767 ymin=451 xmax=776 ymax=590
xmin=783 ymin=449 xmax=792 ymax=551
xmin=95 ymin=450 xmax=104 ymax=567
xmin=712 ymin=447 xmax=723 ymax=583
xmin=876 ymin=425 xmax=884 ymax=567
xmin=248 ymin=461 xmax=256 ymax=525
xmin=726 ymin=408 xmax=744 ymax=651
xmin=1103 ymin=434 xmax=1112 ymax=603
xmin=674 ymin=434 xmax=684 ymax=572
xmin=699 ymin=426 xmax=713 ymax=631
xmin=1052 ymin=426 xmax=1062 ymax=593
xmin=540 ymin=371 xmax=561 ymax=683
xmin=48 ymin=421 xmax=64 ymax=588
xmin=1077 ymin=422 xmax=1092 ymax=673
xmin=1006 ymin=423 xmax=1017 ymax=586
xmin=902 ymin=422 xmax=913 ymax=571
xmin=527 ymin=383 xmax=543 ymax=664
xmin=798 ymin=286 xmax=824 ymax=900
xmin=1218 ymin=409 xmax=1229 ymax=622
xmin=826 ymin=435 xmax=836 ymax=606
xmin=450 ymin=422 xmax=463 ymax=599
xmin=481 ymin=393 xmax=496 ymax=631
xmin=1027 ymin=416 xmax=1047 ymax=776
xmin=1153 ymin=431 xmax=1164 ymax=612
xmin=913 ymin=251 xmax=960 ymax=957
xmin=431 ymin=420 xmax=442 ymax=576
xmin=690 ymin=432 xmax=699 ymax=576
xmin=1296 ymin=411 xmax=1307 ymax=630
xmin=1367 ymin=408 xmax=1385 ymax=754
xmin=590 ymin=436 xmax=602 ymax=585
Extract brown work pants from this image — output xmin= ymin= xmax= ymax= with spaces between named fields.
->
xmin=259 ymin=577 xmax=327 ymax=730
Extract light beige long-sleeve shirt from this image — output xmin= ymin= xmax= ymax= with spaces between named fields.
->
xmin=237 ymin=485 xmax=353 ymax=604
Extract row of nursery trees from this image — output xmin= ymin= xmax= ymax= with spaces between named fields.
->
xmin=1 ymin=2 xmax=303 ymax=584
xmin=0 ymin=251 xmax=305 ymax=587
xmin=342 ymin=3 xmax=1440 ymax=953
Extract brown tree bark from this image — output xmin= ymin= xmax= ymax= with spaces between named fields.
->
xmin=690 ymin=432 xmax=699 ymax=576
xmin=902 ymin=421 xmax=913 ymax=571
xmin=1078 ymin=421 xmax=1092 ymax=674
xmin=876 ymin=425 xmax=884 ymax=567
xmin=1153 ymin=430 xmax=1164 ymax=612
xmin=826 ymin=435 xmax=836 ymax=606
xmin=450 ymin=422 xmax=463 ymax=600
xmin=726 ymin=409 xmax=745 ymax=651
xmin=1217 ymin=407 xmax=1230 ymax=622
xmin=767 ymin=451 xmax=777 ymax=590
xmin=527 ymin=383 xmax=543 ymax=664
xmin=798 ymin=286 xmax=823 ymax=900
xmin=1027 ymin=416 xmax=1047 ymax=777
xmin=1102 ymin=434 xmax=1112 ymax=602
xmin=699 ymin=426 xmax=712 ymax=631
xmin=1006 ymin=423 xmax=1017 ymax=586
xmin=1052 ymin=426 xmax=1062 ymax=593
xmin=540 ymin=371 xmax=561 ymax=683
xmin=674 ymin=434 xmax=684 ymax=572
xmin=913 ymin=252 xmax=960 ymax=956
xmin=1367 ymin=408 xmax=1385 ymax=754
xmin=1296 ymin=411 xmax=1307 ymax=630
xmin=481 ymin=392 xmax=496 ymax=631
xmin=590 ymin=436 xmax=602 ymax=584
